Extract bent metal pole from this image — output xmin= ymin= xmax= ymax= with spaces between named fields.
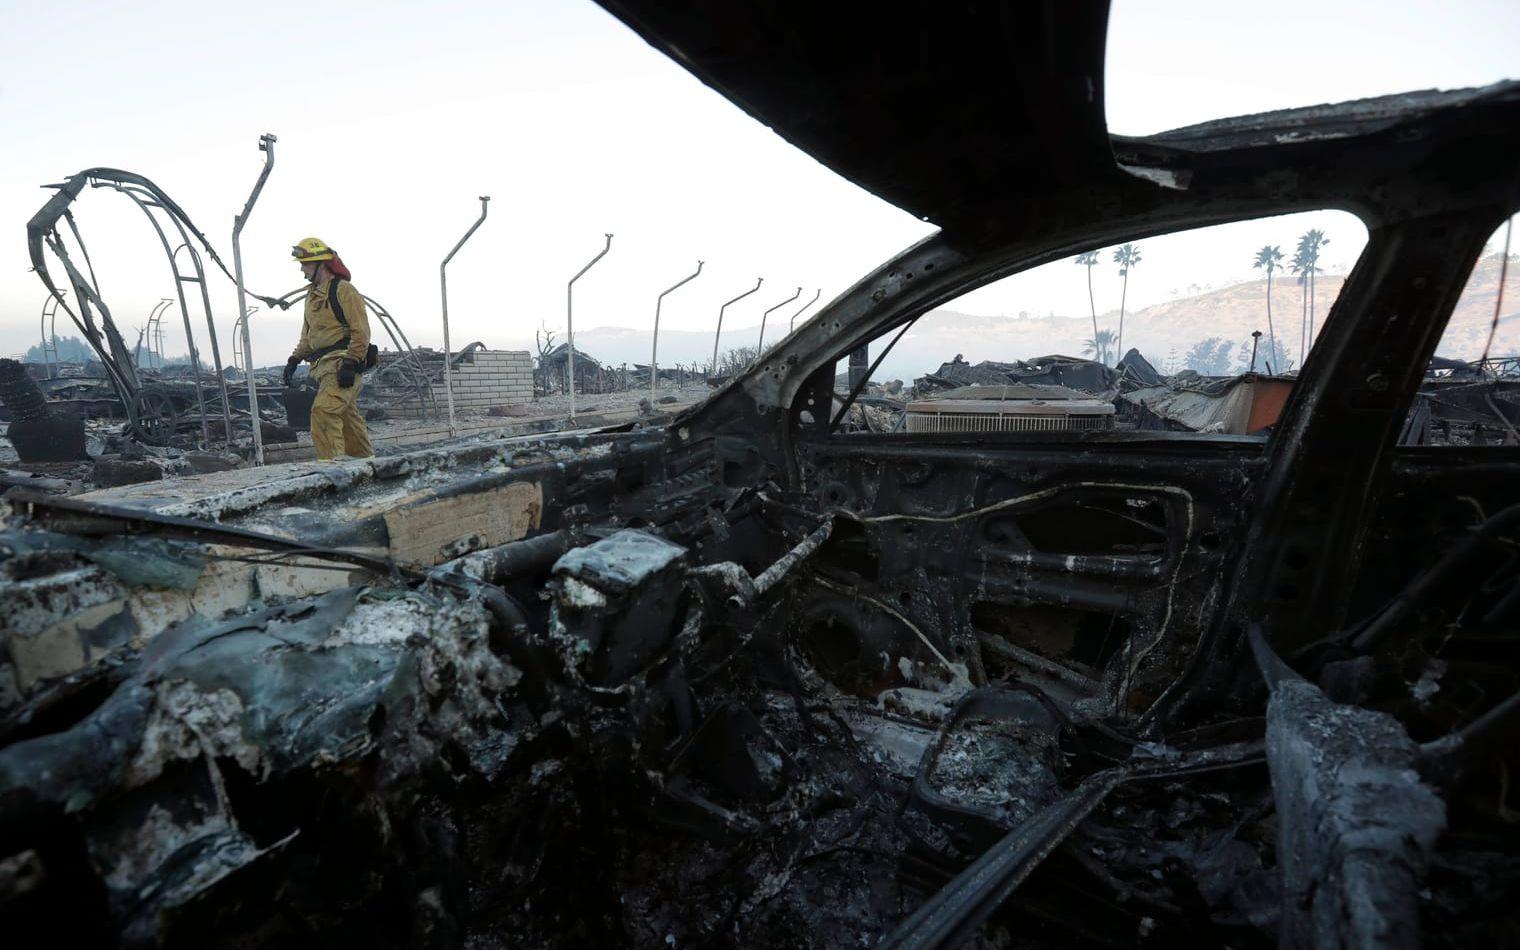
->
xmin=651 ymin=260 xmax=703 ymax=400
xmin=232 ymin=132 xmax=276 ymax=466
xmin=756 ymin=286 xmax=802 ymax=357
xmin=440 ymin=196 xmax=490 ymax=437
xmin=711 ymin=277 xmax=763 ymax=375
xmin=567 ymin=234 xmax=612 ymax=422
xmin=789 ymin=288 xmax=822 ymax=332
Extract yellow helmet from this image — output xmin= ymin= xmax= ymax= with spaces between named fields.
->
xmin=291 ymin=237 xmax=335 ymax=263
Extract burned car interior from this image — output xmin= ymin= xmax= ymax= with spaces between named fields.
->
xmin=2 ymin=3 xmax=1518 ymax=947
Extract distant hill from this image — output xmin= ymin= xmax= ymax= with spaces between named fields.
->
xmin=538 ymin=254 xmax=1518 ymax=383
xmin=883 ymin=254 xmax=1517 ymax=381
xmin=859 ymin=278 xmax=1354 ymax=382
xmin=1436 ymin=253 xmax=1520 ymax=359
xmin=556 ymin=324 xmax=766 ymax=372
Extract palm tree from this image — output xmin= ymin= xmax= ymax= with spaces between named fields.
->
xmin=1112 ymin=243 xmax=1142 ymax=360
xmin=1253 ymin=245 xmax=1284 ymax=371
xmin=1075 ymin=252 xmax=1102 ymax=363
xmin=1290 ymin=244 xmax=1312 ymax=362
xmin=1084 ymin=329 xmax=1117 ymax=365
xmin=1298 ymin=229 xmax=1329 ymax=345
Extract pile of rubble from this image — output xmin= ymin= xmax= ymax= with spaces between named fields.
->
xmin=914 ymin=353 xmax=1125 ymax=397
xmin=897 ymin=351 xmax=1519 ymax=442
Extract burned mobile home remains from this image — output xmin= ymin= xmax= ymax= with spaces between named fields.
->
xmin=17 ymin=167 xmax=470 ymax=457
xmin=2 ymin=4 xmax=1519 ymax=947
xmin=12 ymin=164 xmax=690 ymax=471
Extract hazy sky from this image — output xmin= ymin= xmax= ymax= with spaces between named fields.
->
xmin=1 ymin=0 xmax=1515 ymax=365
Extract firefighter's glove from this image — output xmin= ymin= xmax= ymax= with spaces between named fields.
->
xmin=338 ymin=359 xmax=358 ymax=388
xmin=283 ymin=357 xmax=300 ymax=387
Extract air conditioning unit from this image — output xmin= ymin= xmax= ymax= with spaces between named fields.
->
xmin=904 ymin=383 xmax=1115 ymax=434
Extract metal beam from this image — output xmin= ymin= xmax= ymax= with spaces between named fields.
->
xmin=232 ymin=133 xmax=276 ymax=465
xmin=789 ymin=288 xmax=821 ymax=331
xmin=567 ymin=234 xmax=612 ymax=421
xmin=440 ymin=196 xmax=491 ymax=437
xmin=756 ymin=286 xmax=801 ymax=357
xmin=711 ymin=277 xmax=762 ymax=376
xmin=650 ymin=260 xmax=703 ymax=399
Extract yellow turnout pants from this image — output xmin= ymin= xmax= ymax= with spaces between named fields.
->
xmin=310 ymin=362 xmax=373 ymax=460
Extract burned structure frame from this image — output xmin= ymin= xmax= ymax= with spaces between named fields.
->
xmin=25 ymin=168 xmax=254 ymax=444
xmin=25 ymin=168 xmax=441 ymax=443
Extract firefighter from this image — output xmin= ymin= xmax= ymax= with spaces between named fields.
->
xmin=283 ymin=237 xmax=374 ymax=459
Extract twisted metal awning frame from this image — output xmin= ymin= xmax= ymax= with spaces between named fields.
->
xmin=26 ymin=167 xmax=437 ymax=442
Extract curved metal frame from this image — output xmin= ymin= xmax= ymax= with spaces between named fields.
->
xmin=102 ymin=181 xmax=238 ymax=445
xmin=38 ymin=290 xmax=64 ymax=379
xmin=231 ymin=306 xmax=260 ymax=371
xmin=363 ymin=294 xmax=440 ymax=420
xmin=39 ymin=224 xmax=142 ymax=432
xmin=28 ymin=163 xmax=446 ymax=442
xmin=139 ymin=299 xmax=172 ymax=371
xmin=28 ymin=167 xmax=268 ymax=444
xmin=99 ymin=183 xmax=218 ymax=445
xmin=148 ymin=299 xmax=172 ymax=370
